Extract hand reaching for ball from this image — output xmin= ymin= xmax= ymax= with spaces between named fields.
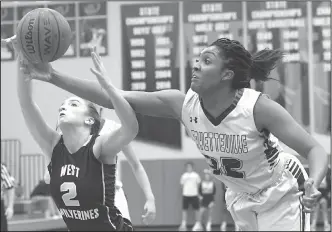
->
xmin=2 ymin=35 xmax=54 ymax=82
xmin=90 ymin=46 xmax=112 ymax=89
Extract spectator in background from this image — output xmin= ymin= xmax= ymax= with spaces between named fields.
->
xmin=32 ymin=169 xmax=60 ymax=219
xmin=179 ymin=162 xmax=202 ymax=231
xmin=198 ymin=169 xmax=216 ymax=231
xmin=1 ymin=163 xmax=15 ymax=231
xmin=311 ymin=166 xmax=331 ymax=231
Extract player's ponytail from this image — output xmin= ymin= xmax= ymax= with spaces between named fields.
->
xmin=250 ymin=49 xmax=284 ymax=82
xmin=86 ymin=101 xmax=101 ymax=135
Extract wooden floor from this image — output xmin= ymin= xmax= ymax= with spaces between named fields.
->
xmin=8 ymin=213 xmax=328 ymax=231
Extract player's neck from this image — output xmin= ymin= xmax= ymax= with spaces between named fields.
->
xmin=200 ymin=84 xmax=236 ymax=115
xmin=61 ymin=126 xmax=92 ymax=154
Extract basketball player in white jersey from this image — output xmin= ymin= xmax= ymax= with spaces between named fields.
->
xmin=13 ymin=37 xmax=328 ymax=231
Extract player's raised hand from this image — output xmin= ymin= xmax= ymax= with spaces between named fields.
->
xmin=2 ymin=35 xmax=53 ymax=81
xmin=301 ymin=178 xmax=321 ymax=213
xmin=142 ymin=199 xmax=156 ymax=225
xmin=1 ymin=35 xmax=19 ymax=53
xmin=90 ymin=46 xmax=111 ymax=89
xmin=25 ymin=62 xmax=53 ymax=82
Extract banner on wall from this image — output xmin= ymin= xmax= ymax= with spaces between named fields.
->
xmin=47 ymin=3 xmax=77 ymax=57
xmin=78 ymin=1 xmax=108 ymax=57
xmin=1 ymin=7 xmax=15 ymax=61
xmin=312 ymin=1 xmax=331 ymax=135
xmin=247 ymin=1 xmax=310 ymax=128
xmin=121 ymin=3 xmax=182 ymax=148
xmin=183 ymin=1 xmax=243 ymax=92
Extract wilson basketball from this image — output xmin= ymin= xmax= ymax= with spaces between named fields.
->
xmin=16 ymin=8 xmax=72 ymax=63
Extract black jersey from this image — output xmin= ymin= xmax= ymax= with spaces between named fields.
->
xmin=48 ymin=134 xmax=130 ymax=231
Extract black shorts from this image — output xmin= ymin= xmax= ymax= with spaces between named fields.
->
xmin=201 ymin=195 xmax=214 ymax=208
xmin=1 ymin=199 xmax=8 ymax=232
xmin=318 ymin=188 xmax=330 ymax=201
xmin=183 ymin=196 xmax=199 ymax=210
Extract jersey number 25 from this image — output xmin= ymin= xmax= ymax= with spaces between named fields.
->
xmin=60 ymin=182 xmax=80 ymax=206
xmin=204 ymin=155 xmax=245 ymax=178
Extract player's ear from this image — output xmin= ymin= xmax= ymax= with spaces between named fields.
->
xmin=85 ymin=117 xmax=95 ymax=126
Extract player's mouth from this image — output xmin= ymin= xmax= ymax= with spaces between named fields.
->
xmin=59 ymin=112 xmax=66 ymax=117
xmin=192 ymin=73 xmax=199 ymax=81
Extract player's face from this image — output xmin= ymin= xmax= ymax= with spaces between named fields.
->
xmin=204 ymin=173 xmax=210 ymax=181
xmin=58 ymin=97 xmax=91 ymax=126
xmin=186 ymin=164 xmax=193 ymax=172
xmin=191 ymin=46 xmax=227 ymax=94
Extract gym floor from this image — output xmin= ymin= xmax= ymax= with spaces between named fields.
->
xmin=8 ymin=214 xmax=327 ymax=231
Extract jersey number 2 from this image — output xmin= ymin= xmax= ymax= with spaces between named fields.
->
xmin=204 ymin=155 xmax=245 ymax=178
xmin=60 ymin=182 xmax=80 ymax=206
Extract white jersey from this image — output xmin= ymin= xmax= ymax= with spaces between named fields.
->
xmin=182 ymin=88 xmax=284 ymax=194
xmin=180 ymin=171 xmax=201 ymax=196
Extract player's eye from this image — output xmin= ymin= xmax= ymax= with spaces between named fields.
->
xmin=71 ymin=103 xmax=77 ymax=107
xmin=205 ymin=59 xmax=211 ymax=64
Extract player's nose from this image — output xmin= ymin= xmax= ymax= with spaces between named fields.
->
xmin=193 ymin=59 xmax=201 ymax=72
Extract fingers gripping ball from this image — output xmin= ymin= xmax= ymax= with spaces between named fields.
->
xmin=16 ymin=8 xmax=72 ymax=63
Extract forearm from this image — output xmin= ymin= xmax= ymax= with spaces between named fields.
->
xmin=307 ymin=145 xmax=328 ymax=189
xmin=102 ymin=83 xmax=138 ymax=134
xmin=17 ymin=59 xmax=34 ymax=106
xmin=134 ymin=166 xmax=155 ymax=201
xmin=51 ymin=70 xmax=115 ymax=108
xmin=6 ymin=188 xmax=15 ymax=209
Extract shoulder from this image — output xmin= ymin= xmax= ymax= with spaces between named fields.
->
xmin=253 ymin=94 xmax=285 ymax=131
xmin=99 ymin=119 xmax=121 ymax=135
xmin=158 ymin=89 xmax=186 ymax=119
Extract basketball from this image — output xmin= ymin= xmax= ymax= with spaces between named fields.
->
xmin=16 ymin=8 xmax=72 ymax=63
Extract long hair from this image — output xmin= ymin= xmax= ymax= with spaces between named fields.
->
xmin=210 ymin=38 xmax=284 ymax=89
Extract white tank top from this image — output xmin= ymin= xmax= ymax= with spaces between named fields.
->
xmin=182 ymin=88 xmax=284 ymax=194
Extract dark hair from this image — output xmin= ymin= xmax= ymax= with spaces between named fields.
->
xmin=85 ymin=101 xmax=101 ymax=135
xmin=185 ymin=161 xmax=194 ymax=167
xmin=210 ymin=38 xmax=284 ymax=89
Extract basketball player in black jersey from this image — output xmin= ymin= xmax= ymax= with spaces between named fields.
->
xmin=15 ymin=44 xmax=139 ymax=231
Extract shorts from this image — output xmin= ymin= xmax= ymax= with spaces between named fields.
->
xmin=115 ymin=186 xmax=131 ymax=221
xmin=225 ymin=153 xmax=310 ymax=231
xmin=183 ymin=196 xmax=199 ymax=210
xmin=201 ymin=195 xmax=214 ymax=208
xmin=318 ymin=188 xmax=330 ymax=201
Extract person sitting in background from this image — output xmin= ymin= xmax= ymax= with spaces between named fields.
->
xmin=31 ymin=173 xmax=61 ymax=219
xmin=198 ymin=169 xmax=216 ymax=231
xmin=179 ymin=162 xmax=202 ymax=231
xmin=311 ymin=166 xmax=331 ymax=231
xmin=1 ymin=163 xmax=15 ymax=232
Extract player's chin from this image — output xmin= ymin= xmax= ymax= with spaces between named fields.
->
xmin=190 ymin=82 xmax=201 ymax=93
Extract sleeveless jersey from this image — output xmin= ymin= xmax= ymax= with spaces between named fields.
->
xmin=48 ymin=134 xmax=124 ymax=231
xmin=182 ymin=88 xmax=284 ymax=194
xmin=199 ymin=181 xmax=216 ymax=196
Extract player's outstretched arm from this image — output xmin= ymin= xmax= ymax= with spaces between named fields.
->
xmin=17 ymin=55 xmax=59 ymax=158
xmin=122 ymin=144 xmax=156 ymax=225
xmin=90 ymin=49 xmax=138 ymax=155
xmin=27 ymin=55 xmax=185 ymax=120
xmin=254 ymin=95 xmax=328 ymax=188
xmin=51 ymin=72 xmax=185 ymax=119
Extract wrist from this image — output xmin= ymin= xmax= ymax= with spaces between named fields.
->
xmin=49 ymin=69 xmax=58 ymax=83
xmin=146 ymin=195 xmax=155 ymax=202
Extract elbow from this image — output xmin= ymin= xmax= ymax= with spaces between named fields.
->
xmin=127 ymin=118 xmax=139 ymax=139
xmin=132 ymin=119 xmax=139 ymax=138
